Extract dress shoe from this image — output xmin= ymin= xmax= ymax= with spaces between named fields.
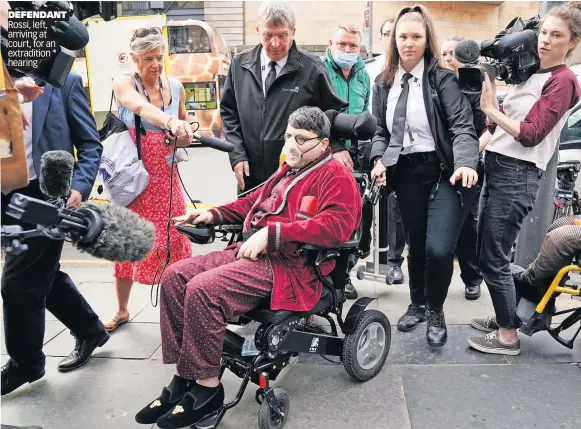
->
xmin=396 ymin=303 xmax=426 ymax=332
xmin=426 ymin=308 xmax=447 ymax=347
xmin=1 ymin=360 xmax=45 ymax=396
xmin=465 ymin=284 xmax=481 ymax=300
xmin=386 ymin=264 xmax=404 ymax=285
xmin=57 ymin=329 xmax=110 ymax=372
xmin=344 ymin=277 xmax=358 ymax=300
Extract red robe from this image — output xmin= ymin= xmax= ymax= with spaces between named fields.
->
xmin=208 ymin=149 xmax=362 ymax=312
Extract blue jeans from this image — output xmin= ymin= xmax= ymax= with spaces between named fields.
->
xmin=477 ymin=152 xmax=542 ymax=329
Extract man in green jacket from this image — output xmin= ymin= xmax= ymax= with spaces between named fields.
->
xmin=322 ymin=24 xmax=370 ymax=154
xmin=322 ymin=24 xmax=371 ymax=300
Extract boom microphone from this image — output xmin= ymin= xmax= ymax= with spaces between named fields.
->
xmin=73 ymin=202 xmax=155 ymax=262
xmin=196 ymin=135 xmax=235 ymax=152
xmin=39 ymin=150 xmax=74 ymax=199
xmin=325 ymin=110 xmax=377 ymax=141
xmin=454 ymin=39 xmax=481 ymax=64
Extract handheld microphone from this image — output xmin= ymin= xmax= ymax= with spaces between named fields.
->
xmin=326 ymin=110 xmax=377 ymax=141
xmin=195 ymin=134 xmax=235 ymax=152
xmin=454 ymin=39 xmax=481 ymax=64
xmin=39 ymin=150 xmax=75 ymax=199
xmin=73 ymin=202 xmax=155 ymax=262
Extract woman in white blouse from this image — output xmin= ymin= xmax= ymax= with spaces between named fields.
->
xmin=369 ymin=5 xmax=479 ymax=348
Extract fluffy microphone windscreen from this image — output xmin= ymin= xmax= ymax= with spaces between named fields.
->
xmin=74 ymin=202 xmax=155 ymax=263
xmin=454 ymin=39 xmax=481 ymax=64
xmin=39 ymin=150 xmax=75 ymax=199
xmin=51 ymin=15 xmax=90 ymax=51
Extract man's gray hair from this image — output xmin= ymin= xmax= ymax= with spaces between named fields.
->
xmin=257 ymin=1 xmax=296 ymax=30
xmin=333 ymin=24 xmax=362 ymax=39
xmin=288 ymin=107 xmax=331 ymax=139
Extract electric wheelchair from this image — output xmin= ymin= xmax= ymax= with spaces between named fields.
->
xmin=175 ymin=172 xmax=391 ymax=429
xmin=516 ymin=251 xmax=581 ymax=349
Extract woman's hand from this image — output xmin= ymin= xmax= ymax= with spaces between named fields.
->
xmin=480 ymin=73 xmax=496 ymax=115
xmin=167 ymin=117 xmax=194 ymax=142
xmin=172 ymin=209 xmax=213 ymax=226
xmin=371 ymin=158 xmax=387 ymax=187
xmin=450 ymin=167 xmax=478 ymax=188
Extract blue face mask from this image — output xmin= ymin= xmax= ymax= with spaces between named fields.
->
xmin=332 ymin=50 xmax=359 ymax=69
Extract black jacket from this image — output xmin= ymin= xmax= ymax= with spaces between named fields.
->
xmin=369 ymin=57 xmax=479 ymax=175
xmin=220 ymin=42 xmax=348 ymax=187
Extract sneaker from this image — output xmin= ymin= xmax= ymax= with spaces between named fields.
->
xmin=470 ymin=316 xmax=500 ymax=333
xmin=467 ymin=331 xmax=520 ymax=356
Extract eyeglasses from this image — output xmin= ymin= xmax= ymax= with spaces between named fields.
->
xmin=283 ymin=133 xmax=320 ymax=146
xmin=131 ymin=27 xmax=162 ymax=42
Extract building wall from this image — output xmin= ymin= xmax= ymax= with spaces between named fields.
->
xmin=243 ymin=1 xmax=539 ymax=54
xmin=202 ymin=1 xmax=245 ymax=46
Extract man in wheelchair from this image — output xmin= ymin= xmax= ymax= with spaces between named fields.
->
xmin=469 ymin=215 xmax=581 ymax=352
xmin=134 ymin=107 xmax=363 ymax=429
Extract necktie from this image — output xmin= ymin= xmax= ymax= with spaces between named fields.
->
xmin=264 ymin=61 xmax=277 ymax=95
xmin=382 ymin=72 xmax=413 ymax=167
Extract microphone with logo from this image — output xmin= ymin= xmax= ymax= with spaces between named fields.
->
xmin=3 ymin=151 xmax=155 ymax=262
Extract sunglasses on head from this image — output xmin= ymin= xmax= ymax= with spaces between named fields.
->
xmin=131 ymin=27 xmax=162 ymax=42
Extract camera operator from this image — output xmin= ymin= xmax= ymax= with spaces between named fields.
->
xmin=0 ymin=67 xmax=109 ymax=394
xmin=468 ymin=5 xmax=581 ymax=356
xmin=369 ymin=5 xmax=479 ymax=348
xmin=441 ymin=35 xmax=487 ymax=301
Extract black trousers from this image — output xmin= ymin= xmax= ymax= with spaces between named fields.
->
xmin=386 ymin=191 xmax=405 ymax=266
xmin=1 ymin=181 xmax=103 ymax=372
xmin=392 ymin=157 xmax=474 ymax=310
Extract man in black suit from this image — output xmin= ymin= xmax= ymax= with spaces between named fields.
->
xmin=1 ymin=72 xmax=108 ymax=396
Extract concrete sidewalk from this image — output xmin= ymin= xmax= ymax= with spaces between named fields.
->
xmin=1 ymin=250 xmax=580 ymax=429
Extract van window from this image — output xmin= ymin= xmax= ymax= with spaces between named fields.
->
xmin=183 ymin=82 xmax=217 ymax=110
xmin=168 ymin=25 xmax=211 ymax=55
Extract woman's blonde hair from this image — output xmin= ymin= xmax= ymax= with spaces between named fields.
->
xmin=130 ymin=27 xmax=166 ymax=58
xmin=382 ymin=4 xmax=443 ymax=85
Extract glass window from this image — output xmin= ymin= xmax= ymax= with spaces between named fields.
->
xmin=173 ymin=1 xmax=203 ymax=8
xmin=183 ymin=82 xmax=217 ymax=110
xmin=216 ymin=33 xmax=230 ymax=57
xmin=168 ymin=25 xmax=211 ymax=55
xmin=566 ymin=105 xmax=581 ymax=141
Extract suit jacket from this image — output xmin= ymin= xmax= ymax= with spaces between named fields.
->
xmin=208 ymin=148 xmax=362 ymax=312
xmin=32 ymin=73 xmax=102 ymax=200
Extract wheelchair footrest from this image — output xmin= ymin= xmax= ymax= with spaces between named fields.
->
xmin=193 ymin=408 xmax=226 ymax=429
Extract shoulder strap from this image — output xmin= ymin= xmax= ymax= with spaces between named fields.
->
xmin=126 ymin=73 xmax=144 ymax=160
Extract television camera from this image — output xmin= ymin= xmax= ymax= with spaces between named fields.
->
xmin=1 ymin=1 xmax=116 ymax=88
xmin=455 ymin=15 xmax=542 ymax=93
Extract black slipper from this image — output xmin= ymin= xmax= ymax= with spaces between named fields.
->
xmin=135 ymin=379 xmax=192 ymax=425
xmin=156 ymin=383 xmax=224 ymax=429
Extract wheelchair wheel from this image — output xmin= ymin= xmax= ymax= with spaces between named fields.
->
xmin=258 ymin=388 xmax=290 ymax=429
xmin=342 ymin=309 xmax=391 ymax=382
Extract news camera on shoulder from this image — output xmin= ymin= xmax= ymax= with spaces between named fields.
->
xmin=455 ymin=15 xmax=542 ymax=93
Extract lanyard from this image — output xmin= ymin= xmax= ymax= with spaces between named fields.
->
xmin=134 ymin=72 xmax=164 ymax=112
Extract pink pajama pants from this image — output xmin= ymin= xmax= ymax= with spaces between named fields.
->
xmin=160 ymin=243 xmax=273 ymax=379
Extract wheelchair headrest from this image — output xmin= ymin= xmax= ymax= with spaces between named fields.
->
xmin=325 ymin=110 xmax=377 ymax=141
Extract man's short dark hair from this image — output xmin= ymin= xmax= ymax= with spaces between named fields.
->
xmin=288 ymin=107 xmax=331 ymax=139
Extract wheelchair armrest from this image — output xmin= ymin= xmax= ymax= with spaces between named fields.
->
xmin=301 ymin=239 xmax=360 ymax=252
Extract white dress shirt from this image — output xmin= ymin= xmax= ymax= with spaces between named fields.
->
xmin=385 ymin=60 xmax=436 ymax=154
xmin=260 ymin=48 xmax=288 ymax=96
